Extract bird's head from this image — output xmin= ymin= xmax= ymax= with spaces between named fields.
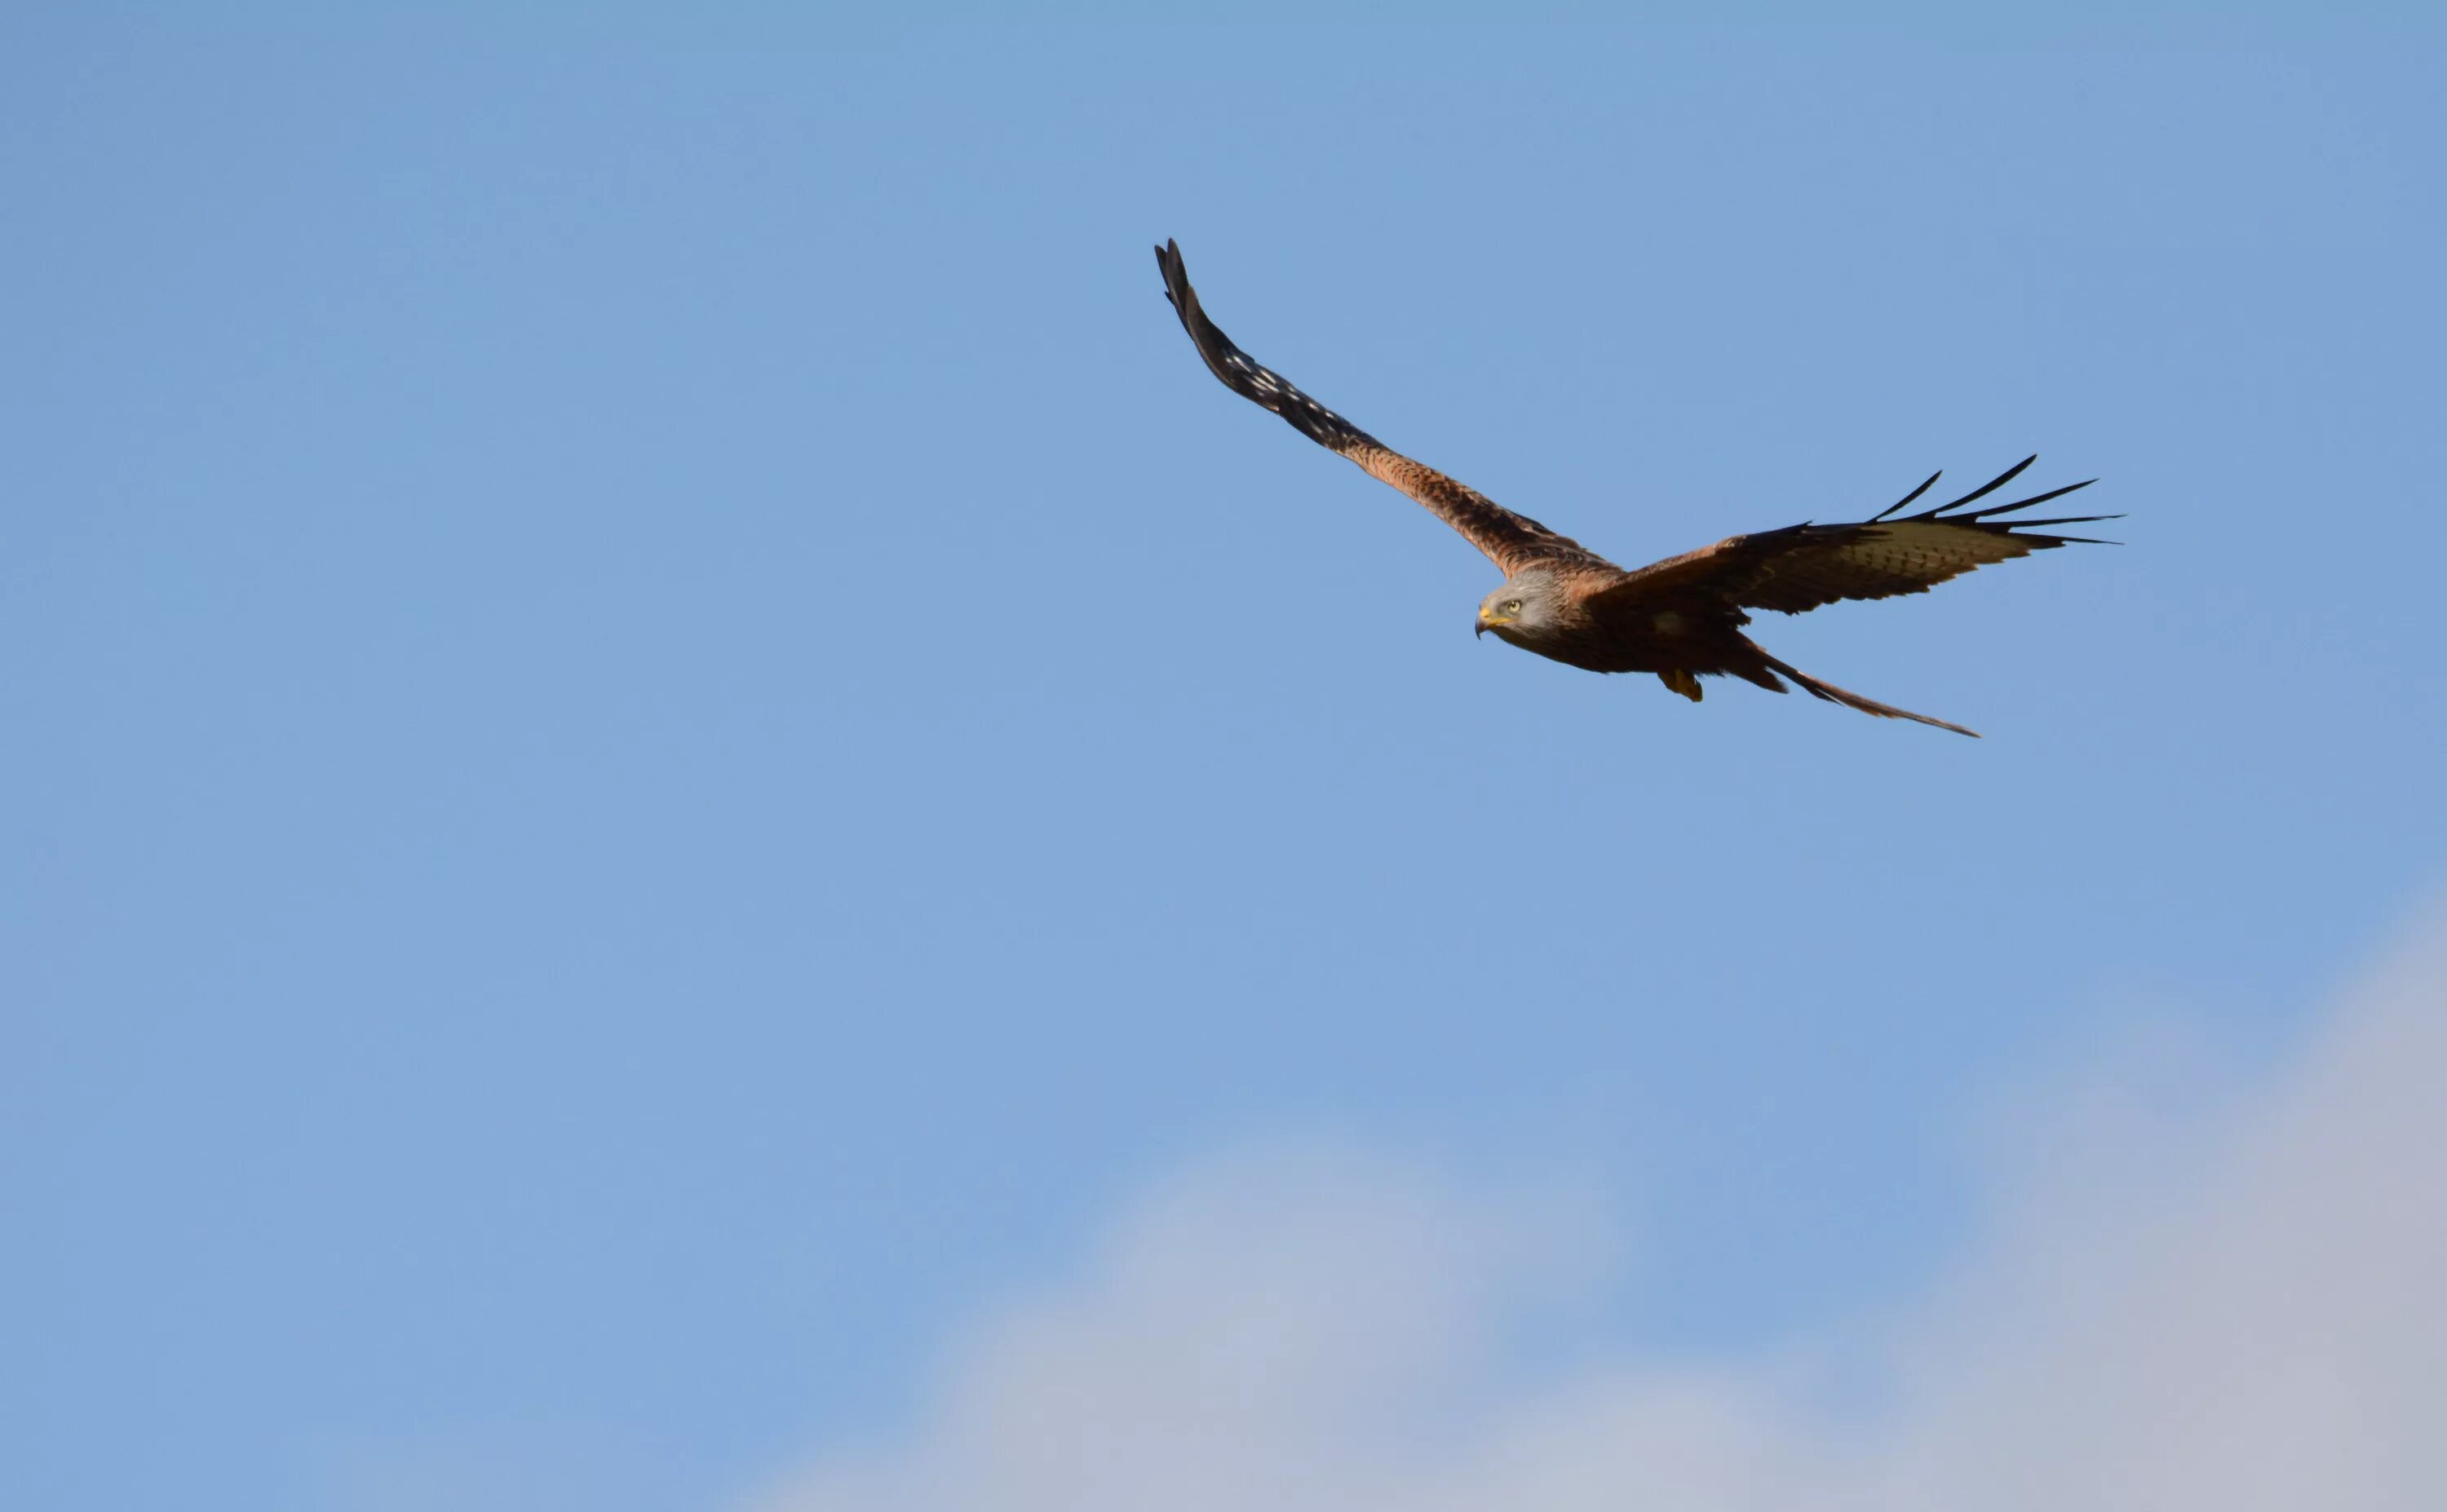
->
xmin=1475 ymin=574 xmax=1562 ymax=643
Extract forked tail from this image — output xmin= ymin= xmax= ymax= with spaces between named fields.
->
xmin=1750 ymin=643 xmax=1980 ymax=738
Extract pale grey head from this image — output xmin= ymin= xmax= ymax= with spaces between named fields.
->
xmin=1474 ymin=569 xmax=1569 ymax=648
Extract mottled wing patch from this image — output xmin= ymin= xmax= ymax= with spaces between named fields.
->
xmin=1342 ymin=444 xmax=1598 ymax=571
xmin=1604 ymin=457 xmax=2114 ymax=617
xmin=1154 ymin=239 xmax=1610 ymax=575
xmin=1745 ymin=519 xmax=2037 ymax=609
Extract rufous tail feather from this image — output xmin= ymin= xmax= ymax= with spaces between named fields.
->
xmin=1750 ymin=643 xmax=1980 ymax=738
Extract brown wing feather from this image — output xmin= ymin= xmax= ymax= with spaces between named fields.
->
xmin=1155 ymin=239 xmax=1608 ymax=576
xmin=1600 ymin=458 xmax=2114 ymax=616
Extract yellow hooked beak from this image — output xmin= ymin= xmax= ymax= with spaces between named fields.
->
xmin=1476 ymin=607 xmax=1514 ymax=637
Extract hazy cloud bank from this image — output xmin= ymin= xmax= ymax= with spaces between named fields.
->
xmin=751 ymin=900 xmax=2447 ymax=1512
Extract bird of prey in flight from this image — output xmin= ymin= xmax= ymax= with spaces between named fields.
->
xmin=1154 ymin=239 xmax=2113 ymax=737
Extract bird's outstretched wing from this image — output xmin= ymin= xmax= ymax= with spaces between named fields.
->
xmin=1600 ymin=458 xmax=2114 ymax=615
xmin=1155 ymin=239 xmax=1605 ymax=575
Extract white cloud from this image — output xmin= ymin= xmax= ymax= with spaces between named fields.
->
xmin=746 ymin=900 xmax=2447 ymax=1512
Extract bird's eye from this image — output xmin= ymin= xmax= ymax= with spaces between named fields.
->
xmin=1505 ymin=600 xmax=1523 ymax=614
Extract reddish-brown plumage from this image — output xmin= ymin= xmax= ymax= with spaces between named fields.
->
xmin=1155 ymin=240 xmax=2114 ymax=737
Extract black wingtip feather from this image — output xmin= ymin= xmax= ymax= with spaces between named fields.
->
xmin=1937 ymin=454 xmax=2038 ymax=512
xmin=1862 ymin=462 xmax=2117 ymax=548
xmin=2010 ymin=512 xmax=2122 ymax=529
xmin=1872 ymin=469 xmax=1945 ymax=522
xmin=1951 ymin=477 xmax=2098 ymax=519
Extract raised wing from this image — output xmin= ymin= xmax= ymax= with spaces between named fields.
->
xmin=1154 ymin=239 xmax=1605 ymax=575
xmin=1603 ymin=457 xmax=2113 ymax=615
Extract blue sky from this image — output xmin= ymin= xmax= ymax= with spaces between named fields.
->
xmin=6 ymin=10 xmax=2443 ymax=1510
